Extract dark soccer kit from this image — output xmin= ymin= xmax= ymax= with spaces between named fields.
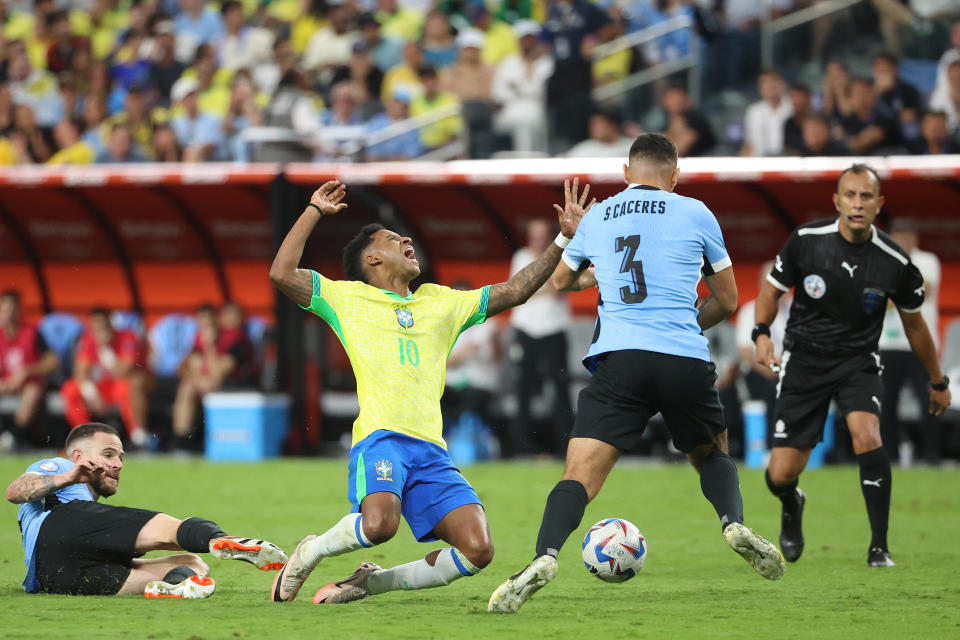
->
xmin=766 ymin=219 xmax=924 ymax=447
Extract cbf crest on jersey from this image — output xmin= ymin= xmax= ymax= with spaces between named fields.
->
xmin=862 ymin=288 xmax=886 ymax=314
xmin=394 ymin=304 xmax=414 ymax=330
xmin=803 ymin=274 xmax=826 ymax=299
xmin=375 ymin=459 xmax=393 ymax=481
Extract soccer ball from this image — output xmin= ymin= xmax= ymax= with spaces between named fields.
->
xmin=581 ymin=518 xmax=647 ymax=583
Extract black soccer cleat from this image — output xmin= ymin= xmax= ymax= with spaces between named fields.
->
xmin=867 ymin=547 xmax=895 ymax=567
xmin=779 ymin=488 xmax=805 ymax=563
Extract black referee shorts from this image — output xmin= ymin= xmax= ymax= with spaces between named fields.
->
xmin=35 ymin=500 xmax=159 ymax=595
xmin=772 ymin=349 xmax=883 ymax=449
xmin=571 ymin=350 xmax=726 ymax=453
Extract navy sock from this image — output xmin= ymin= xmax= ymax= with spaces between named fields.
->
xmin=765 ymin=469 xmax=800 ymax=510
xmin=162 ymin=565 xmax=197 ymax=584
xmin=699 ymin=450 xmax=744 ymax=530
xmin=857 ymin=447 xmax=892 ymax=549
xmin=535 ymin=480 xmax=588 ymax=558
xmin=176 ymin=517 xmax=227 ymax=553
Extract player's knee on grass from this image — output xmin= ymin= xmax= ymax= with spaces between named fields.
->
xmin=458 ymin=538 xmax=494 ymax=570
xmin=361 ymin=511 xmax=401 ymax=545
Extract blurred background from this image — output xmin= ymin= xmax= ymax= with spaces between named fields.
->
xmin=0 ymin=0 xmax=958 ymax=467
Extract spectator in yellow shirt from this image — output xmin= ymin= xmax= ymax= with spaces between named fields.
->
xmin=377 ymin=0 xmax=424 ymax=41
xmin=382 ymin=41 xmax=425 ymax=104
xmin=410 ymin=66 xmax=462 ymax=150
xmin=47 ymin=117 xmax=96 ymax=165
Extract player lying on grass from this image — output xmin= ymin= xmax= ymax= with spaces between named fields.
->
xmin=6 ymin=422 xmax=288 ymax=598
xmin=489 ymin=134 xmax=785 ymax=614
xmin=268 ymin=178 xmax=593 ymax=604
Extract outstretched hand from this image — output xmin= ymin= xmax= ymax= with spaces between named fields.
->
xmin=310 ymin=180 xmax=349 ymax=216
xmin=67 ymin=456 xmax=111 ymax=485
xmin=553 ymin=177 xmax=595 ymax=240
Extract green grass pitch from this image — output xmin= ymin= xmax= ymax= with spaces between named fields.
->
xmin=2 ymin=456 xmax=959 ymax=639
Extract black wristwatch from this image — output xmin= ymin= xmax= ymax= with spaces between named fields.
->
xmin=751 ymin=323 xmax=771 ymax=344
xmin=931 ymin=375 xmax=950 ymax=392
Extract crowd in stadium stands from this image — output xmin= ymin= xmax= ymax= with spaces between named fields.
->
xmin=0 ymin=289 xmax=262 ymax=454
xmin=0 ymin=1 xmax=957 ymax=163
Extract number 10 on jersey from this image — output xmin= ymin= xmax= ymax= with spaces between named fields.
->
xmin=398 ymin=337 xmax=420 ymax=366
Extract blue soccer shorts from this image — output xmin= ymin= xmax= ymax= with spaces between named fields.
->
xmin=347 ymin=430 xmax=482 ymax=542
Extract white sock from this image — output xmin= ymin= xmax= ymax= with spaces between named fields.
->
xmin=302 ymin=514 xmax=372 ymax=566
xmin=367 ymin=548 xmax=479 ymax=595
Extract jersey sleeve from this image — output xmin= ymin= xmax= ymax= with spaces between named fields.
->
xmin=698 ymin=205 xmax=731 ymax=275
xmin=561 ymin=225 xmax=591 ymax=273
xmin=24 ymin=458 xmax=67 ymax=475
xmin=76 ymin=334 xmax=97 ymax=365
xmin=300 ymin=270 xmax=352 ymax=324
xmin=891 ymin=261 xmax=925 ymax=312
xmin=448 ymin=286 xmax=491 ymax=333
xmin=768 ymin=230 xmax=801 ymax=292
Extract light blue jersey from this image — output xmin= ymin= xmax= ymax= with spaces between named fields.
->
xmin=562 ymin=184 xmax=731 ymax=369
xmin=17 ymin=458 xmax=94 ymax=592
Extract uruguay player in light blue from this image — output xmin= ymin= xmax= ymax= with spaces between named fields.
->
xmin=489 ymin=134 xmax=785 ymax=614
xmin=7 ymin=422 xmax=287 ymax=597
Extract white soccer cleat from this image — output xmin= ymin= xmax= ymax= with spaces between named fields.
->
xmin=723 ymin=522 xmax=786 ymax=580
xmin=144 ymin=575 xmax=216 ymax=599
xmin=209 ymin=536 xmax=288 ymax=571
xmin=270 ymin=535 xmax=319 ymax=602
xmin=312 ymin=561 xmax=383 ymax=604
xmin=487 ymin=555 xmax=558 ymax=614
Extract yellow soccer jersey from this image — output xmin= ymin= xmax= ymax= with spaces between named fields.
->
xmin=301 ymin=270 xmax=490 ymax=449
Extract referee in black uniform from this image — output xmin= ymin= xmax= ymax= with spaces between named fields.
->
xmin=752 ymin=164 xmax=951 ymax=567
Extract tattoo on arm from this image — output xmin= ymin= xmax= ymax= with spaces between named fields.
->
xmin=274 ymin=269 xmax=314 ymax=308
xmin=487 ymin=244 xmax=563 ymax=316
xmin=7 ymin=473 xmax=59 ymax=504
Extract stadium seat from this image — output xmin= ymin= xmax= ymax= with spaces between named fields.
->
xmin=111 ymin=310 xmax=145 ymax=336
xmin=149 ymin=313 xmax=199 ymax=379
xmin=38 ymin=312 xmax=85 ymax=382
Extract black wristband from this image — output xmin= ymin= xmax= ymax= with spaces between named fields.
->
xmin=751 ymin=323 xmax=771 ymax=344
xmin=307 ymin=203 xmax=324 ymax=216
xmin=931 ymin=375 xmax=950 ymax=392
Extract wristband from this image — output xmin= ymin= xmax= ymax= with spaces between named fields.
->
xmin=307 ymin=203 xmax=324 ymax=216
xmin=751 ymin=323 xmax=771 ymax=344
xmin=554 ymin=233 xmax=571 ymax=249
xmin=931 ymin=375 xmax=950 ymax=392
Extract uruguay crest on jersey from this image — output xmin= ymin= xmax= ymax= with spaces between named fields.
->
xmin=394 ymin=305 xmax=414 ymax=329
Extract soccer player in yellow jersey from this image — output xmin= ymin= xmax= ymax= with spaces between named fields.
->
xmin=268 ymin=179 xmax=593 ymax=604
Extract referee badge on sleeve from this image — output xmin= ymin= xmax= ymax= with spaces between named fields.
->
xmin=861 ymin=288 xmax=886 ymax=315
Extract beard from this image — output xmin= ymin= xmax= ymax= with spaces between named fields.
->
xmin=91 ymin=475 xmax=118 ymax=498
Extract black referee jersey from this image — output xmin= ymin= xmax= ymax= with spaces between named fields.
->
xmin=767 ymin=218 xmax=925 ymax=357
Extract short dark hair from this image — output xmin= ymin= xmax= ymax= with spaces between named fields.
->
xmin=90 ymin=307 xmax=111 ymax=320
xmin=628 ymin=133 xmax=677 ymax=167
xmin=221 ymin=0 xmax=242 ymax=15
xmin=874 ymin=51 xmax=899 ymax=67
xmin=803 ymin=113 xmax=830 ymax=127
xmin=790 ymin=83 xmax=810 ymax=94
xmin=591 ymin=106 xmax=622 ymax=128
xmin=759 ymin=68 xmax=783 ymax=80
xmin=343 ymin=224 xmax=385 ymax=283
xmin=418 ymin=65 xmax=438 ymax=79
xmin=65 ymin=422 xmax=119 ymax=452
xmin=837 ymin=163 xmax=881 ymax=193
xmin=1 ymin=289 xmax=20 ymax=304
xmin=195 ymin=302 xmax=216 ymax=315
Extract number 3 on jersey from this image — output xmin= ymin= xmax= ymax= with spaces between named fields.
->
xmin=398 ymin=337 xmax=419 ymax=366
xmin=616 ymin=235 xmax=647 ymax=304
